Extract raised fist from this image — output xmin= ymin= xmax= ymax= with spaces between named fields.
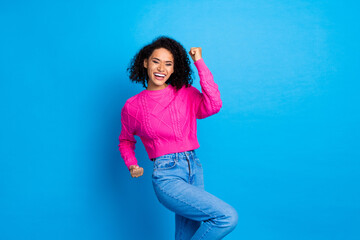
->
xmin=188 ymin=47 xmax=202 ymax=62
xmin=129 ymin=165 xmax=144 ymax=178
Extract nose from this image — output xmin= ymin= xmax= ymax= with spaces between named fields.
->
xmin=157 ymin=63 xmax=165 ymax=72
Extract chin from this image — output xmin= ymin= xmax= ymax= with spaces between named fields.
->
xmin=153 ymin=79 xmax=168 ymax=86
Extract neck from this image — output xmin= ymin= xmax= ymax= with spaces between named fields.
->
xmin=147 ymin=83 xmax=168 ymax=91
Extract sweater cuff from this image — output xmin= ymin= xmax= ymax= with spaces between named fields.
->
xmin=194 ymin=58 xmax=206 ymax=69
xmin=125 ymin=158 xmax=139 ymax=171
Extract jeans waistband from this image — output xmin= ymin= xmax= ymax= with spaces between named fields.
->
xmin=151 ymin=149 xmax=195 ymax=161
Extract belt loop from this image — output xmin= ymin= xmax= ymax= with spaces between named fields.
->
xmin=175 ymin=152 xmax=178 ymax=160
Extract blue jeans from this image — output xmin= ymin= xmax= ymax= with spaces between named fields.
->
xmin=151 ymin=150 xmax=238 ymax=240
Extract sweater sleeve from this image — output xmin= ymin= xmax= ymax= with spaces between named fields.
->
xmin=193 ymin=58 xmax=223 ymax=119
xmin=118 ymin=102 xmax=138 ymax=171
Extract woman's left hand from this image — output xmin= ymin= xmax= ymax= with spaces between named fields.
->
xmin=189 ymin=47 xmax=202 ymax=62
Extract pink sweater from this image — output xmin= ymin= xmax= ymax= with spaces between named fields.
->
xmin=118 ymin=58 xmax=222 ymax=170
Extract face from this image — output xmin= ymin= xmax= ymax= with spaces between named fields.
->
xmin=144 ymin=48 xmax=174 ymax=90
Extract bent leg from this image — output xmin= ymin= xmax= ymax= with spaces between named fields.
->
xmin=152 ymin=177 xmax=238 ymax=240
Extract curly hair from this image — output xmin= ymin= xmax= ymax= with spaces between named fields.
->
xmin=127 ymin=36 xmax=194 ymax=91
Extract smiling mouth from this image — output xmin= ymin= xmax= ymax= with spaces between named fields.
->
xmin=154 ymin=73 xmax=166 ymax=80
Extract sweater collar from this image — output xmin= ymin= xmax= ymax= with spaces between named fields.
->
xmin=143 ymin=84 xmax=173 ymax=96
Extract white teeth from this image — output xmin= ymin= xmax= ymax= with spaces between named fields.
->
xmin=154 ymin=73 xmax=165 ymax=77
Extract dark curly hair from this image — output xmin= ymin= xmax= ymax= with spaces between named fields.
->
xmin=127 ymin=36 xmax=194 ymax=91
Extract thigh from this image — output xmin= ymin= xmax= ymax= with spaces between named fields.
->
xmin=152 ymin=174 xmax=234 ymax=223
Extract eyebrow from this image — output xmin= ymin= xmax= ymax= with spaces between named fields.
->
xmin=152 ymin=57 xmax=173 ymax=63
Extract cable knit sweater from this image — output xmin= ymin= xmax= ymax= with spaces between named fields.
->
xmin=118 ymin=58 xmax=222 ymax=171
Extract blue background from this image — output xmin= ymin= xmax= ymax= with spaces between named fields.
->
xmin=1 ymin=0 xmax=359 ymax=239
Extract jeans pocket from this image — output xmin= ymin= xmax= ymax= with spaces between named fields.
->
xmin=194 ymin=156 xmax=202 ymax=167
xmin=154 ymin=157 xmax=178 ymax=170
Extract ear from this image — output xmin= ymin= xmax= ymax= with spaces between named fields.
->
xmin=143 ymin=59 xmax=148 ymax=68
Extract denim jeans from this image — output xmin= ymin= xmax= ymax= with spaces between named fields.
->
xmin=151 ymin=150 xmax=238 ymax=240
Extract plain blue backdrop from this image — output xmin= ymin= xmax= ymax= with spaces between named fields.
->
xmin=1 ymin=0 xmax=359 ymax=239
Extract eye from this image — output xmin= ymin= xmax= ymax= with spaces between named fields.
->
xmin=166 ymin=64 xmax=172 ymax=66
xmin=152 ymin=60 xmax=158 ymax=64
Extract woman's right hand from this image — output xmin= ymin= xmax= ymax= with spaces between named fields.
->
xmin=129 ymin=165 xmax=144 ymax=178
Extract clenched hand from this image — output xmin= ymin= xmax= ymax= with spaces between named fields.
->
xmin=189 ymin=47 xmax=202 ymax=62
xmin=129 ymin=165 xmax=144 ymax=178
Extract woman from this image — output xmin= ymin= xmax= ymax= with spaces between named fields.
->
xmin=118 ymin=36 xmax=238 ymax=240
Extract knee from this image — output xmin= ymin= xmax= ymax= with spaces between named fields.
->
xmin=215 ymin=205 xmax=238 ymax=230
xmin=225 ymin=206 xmax=238 ymax=230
